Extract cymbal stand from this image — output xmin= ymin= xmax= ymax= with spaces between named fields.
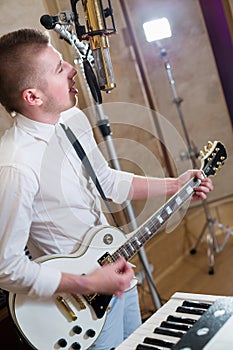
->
xmin=159 ymin=46 xmax=233 ymax=274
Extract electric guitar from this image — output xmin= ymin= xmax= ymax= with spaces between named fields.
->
xmin=8 ymin=141 xmax=227 ymax=350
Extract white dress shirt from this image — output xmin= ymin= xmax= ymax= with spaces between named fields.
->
xmin=0 ymin=107 xmax=133 ymax=297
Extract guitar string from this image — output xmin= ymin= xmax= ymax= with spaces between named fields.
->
xmin=112 ymin=177 xmax=201 ymax=262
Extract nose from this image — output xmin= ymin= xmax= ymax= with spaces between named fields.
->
xmin=65 ymin=61 xmax=77 ymax=79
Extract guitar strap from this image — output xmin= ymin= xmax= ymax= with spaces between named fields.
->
xmin=60 ymin=123 xmax=120 ymax=228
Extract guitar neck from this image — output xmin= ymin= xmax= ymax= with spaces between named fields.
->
xmin=113 ymin=176 xmax=201 ymax=262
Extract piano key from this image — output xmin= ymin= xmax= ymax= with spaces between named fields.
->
xmin=166 ymin=315 xmax=197 ymax=325
xmin=173 ymin=297 xmax=233 ymax=349
xmin=114 ymin=292 xmax=220 ymax=350
xmin=143 ymin=336 xmax=175 ymax=348
xmin=182 ymin=299 xmax=212 ymax=310
xmin=160 ymin=320 xmax=191 ymax=331
xmin=176 ymin=305 xmax=206 ymax=315
xmin=154 ymin=326 xmax=184 ymax=338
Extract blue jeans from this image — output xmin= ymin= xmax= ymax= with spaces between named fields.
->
xmin=89 ymin=286 xmax=142 ymax=350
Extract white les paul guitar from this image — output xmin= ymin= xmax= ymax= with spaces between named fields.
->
xmin=8 ymin=141 xmax=227 ymax=350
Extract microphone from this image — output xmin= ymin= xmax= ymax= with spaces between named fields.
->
xmin=81 ymin=0 xmax=116 ymax=93
xmin=40 ymin=14 xmax=92 ymax=60
xmin=40 ymin=14 xmax=60 ymax=30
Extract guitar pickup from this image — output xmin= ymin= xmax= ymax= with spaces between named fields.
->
xmin=56 ymin=295 xmax=77 ymax=321
xmin=71 ymin=294 xmax=86 ymax=309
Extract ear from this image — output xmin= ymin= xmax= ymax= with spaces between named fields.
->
xmin=22 ymin=89 xmax=43 ymax=106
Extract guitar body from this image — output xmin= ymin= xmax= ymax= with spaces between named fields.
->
xmin=9 ymin=226 xmax=128 ymax=350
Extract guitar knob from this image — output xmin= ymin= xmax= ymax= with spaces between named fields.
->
xmin=57 ymin=338 xmax=67 ymax=348
xmin=72 ymin=325 xmax=82 ymax=334
xmin=71 ymin=342 xmax=81 ymax=349
xmin=86 ymin=329 xmax=96 ymax=338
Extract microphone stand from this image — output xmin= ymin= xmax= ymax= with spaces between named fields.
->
xmin=159 ymin=46 xmax=233 ymax=274
xmin=94 ymin=104 xmax=162 ymax=311
xmin=83 ymin=60 xmax=162 ymax=311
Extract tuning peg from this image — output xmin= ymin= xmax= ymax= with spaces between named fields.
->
xmin=207 ymin=141 xmax=213 ymax=149
xmin=199 ymin=150 xmax=205 ymax=158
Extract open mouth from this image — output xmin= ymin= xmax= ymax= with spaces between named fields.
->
xmin=69 ymin=86 xmax=78 ymax=94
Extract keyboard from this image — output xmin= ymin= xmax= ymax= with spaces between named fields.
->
xmin=115 ymin=292 xmax=233 ymax=349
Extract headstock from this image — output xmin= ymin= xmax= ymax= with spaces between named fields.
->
xmin=199 ymin=141 xmax=227 ymax=177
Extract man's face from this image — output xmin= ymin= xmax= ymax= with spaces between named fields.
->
xmin=36 ymin=45 xmax=78 ymax=115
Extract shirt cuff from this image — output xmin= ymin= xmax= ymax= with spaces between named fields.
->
xmin=28 ymin=265 xmax=61 ymax=298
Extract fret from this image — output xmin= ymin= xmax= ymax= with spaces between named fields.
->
xmin=156 ymin=214 xmax=164 ymax=224
xmin=133 ymin=237 xmax=142 ymax=248
xmin=114 ymin=251 xmax=122 ymax=260
xmin=127 ymin=242 xmax=135 ymax=253
xmin=165 ymin=205 xmax=173 ymax=215
xmin=186 ymin=185 xmax=194 ymax=195
xmin=175 ymin=196 xmax=182 ymax=205
xmin=145 ymin=226 xmax=153 ymax=236
xmin=122 ymin=247 xmax=130 ymax=259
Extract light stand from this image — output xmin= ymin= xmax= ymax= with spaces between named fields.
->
xmin=158 ymin=46 xmax=233 ymax=274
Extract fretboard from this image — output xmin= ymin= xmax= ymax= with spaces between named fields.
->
xmin=112 ymin=176 xmax=201 ymax=262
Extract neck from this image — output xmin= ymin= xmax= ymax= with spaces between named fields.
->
xmin=19 ymin=108 xmax=61 ymax=125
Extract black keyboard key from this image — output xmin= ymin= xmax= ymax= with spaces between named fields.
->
xmin=144 ymin=336 xmax=175 ymax=348
xmin=182 ymin=300 xmax=211 ymax=310
xmin=176 ymin=305 xmax=206 ymax=315
xmin=167 ymin=315 xmax=197 ymax=325
xmin=160 ymin=320 xmax=191 ymax=331
xmin=154 ymin=326 xmax=184 ymax=338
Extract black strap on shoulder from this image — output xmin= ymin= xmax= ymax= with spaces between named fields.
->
xmin=60 ymin=123 xmax=119 ymax=227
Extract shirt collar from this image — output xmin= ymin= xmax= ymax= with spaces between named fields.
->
xmin=15 ymin=113 xmax=63 ymax=143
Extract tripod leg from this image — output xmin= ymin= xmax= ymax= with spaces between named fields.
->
xmin=190 ymin=222 xmax=208 ymax=254
xmin=206 ymin=232 xmax=215 ymax=274
xmin=206 ymin=218 xmax=220 ymax=274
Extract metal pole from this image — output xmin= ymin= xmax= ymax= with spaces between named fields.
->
xmin=95 ymin=104 xmax=162 ymax=310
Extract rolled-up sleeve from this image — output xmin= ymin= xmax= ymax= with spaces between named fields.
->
xmin=0 ymin=165 xmax=61 ymax=297
xmin=98 ymin=166 xmax=134 ymax=204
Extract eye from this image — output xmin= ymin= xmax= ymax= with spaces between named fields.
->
xmin=58 ymin=59 xmax=64 ymax=73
